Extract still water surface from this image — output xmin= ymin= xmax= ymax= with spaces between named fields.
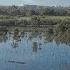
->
xmin=0 ymin=28 xmax=70 ymax=70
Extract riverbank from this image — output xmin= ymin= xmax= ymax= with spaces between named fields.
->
xmin=0 ymin=16 xmax=70 ymax=33
xmin=0 ymin=16 xmax=70 ymax=26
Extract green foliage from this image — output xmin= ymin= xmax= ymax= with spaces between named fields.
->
xmin=0 ymin=5 xmax=70 ymax=16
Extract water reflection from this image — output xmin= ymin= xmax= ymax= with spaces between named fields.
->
xmin=32 ymin=42 xmax=38 ymax=53
xmin=0 ymin=30 xmax=8 ymax=43
xmin=0 ymin=27 xmax=69 ymax=46
xmin=0 ymin=27 xmax=70 ymax=70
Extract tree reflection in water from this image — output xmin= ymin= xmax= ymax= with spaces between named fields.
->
xmin=0 ymin=27 xmax=69 ymax=49
xmin=32 ymin=42 xmax=42 ymax=53
xmin=32 ymin=42 xmax=38 ymax=53
xmin=12 ymin=28 xmax=21 ymax=48
xmin=0 ymin=29 xmax=8 ymax=43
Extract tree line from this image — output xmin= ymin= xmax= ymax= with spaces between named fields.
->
xmin=0 ymin=5 xmax=70 ymax=16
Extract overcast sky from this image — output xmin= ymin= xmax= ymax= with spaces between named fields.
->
xmin=0 ymin=0 xmax=70 ymax=6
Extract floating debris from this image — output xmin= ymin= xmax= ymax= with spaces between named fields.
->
xmin=8 ymin=61 xmax=26 ymax=64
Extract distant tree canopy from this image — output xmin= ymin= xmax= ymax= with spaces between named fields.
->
xmin=0 ymin=5 xmax=70 ymax=16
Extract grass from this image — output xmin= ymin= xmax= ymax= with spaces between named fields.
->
xmin=0 ymin=15 xmax=70 ymax=21
xmin=0 ymin=15 xmax=70 ymax=27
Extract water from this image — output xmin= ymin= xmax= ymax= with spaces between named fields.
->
xmin=0 ymin=28 xmax=70 ymax=70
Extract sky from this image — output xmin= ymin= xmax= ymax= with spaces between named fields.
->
xmin=0 ymin=0 xmax=70 ymax=6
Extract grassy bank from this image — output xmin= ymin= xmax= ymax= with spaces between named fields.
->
xmin=0 ymin=16 xmax=70 ymax=27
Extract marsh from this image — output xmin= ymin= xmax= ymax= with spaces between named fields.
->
xmin=0 ymin=1 xmax=70 ymax=70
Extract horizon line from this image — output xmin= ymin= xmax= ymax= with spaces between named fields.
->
xmin=0 ymin=4 xmax=70 ymax=7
